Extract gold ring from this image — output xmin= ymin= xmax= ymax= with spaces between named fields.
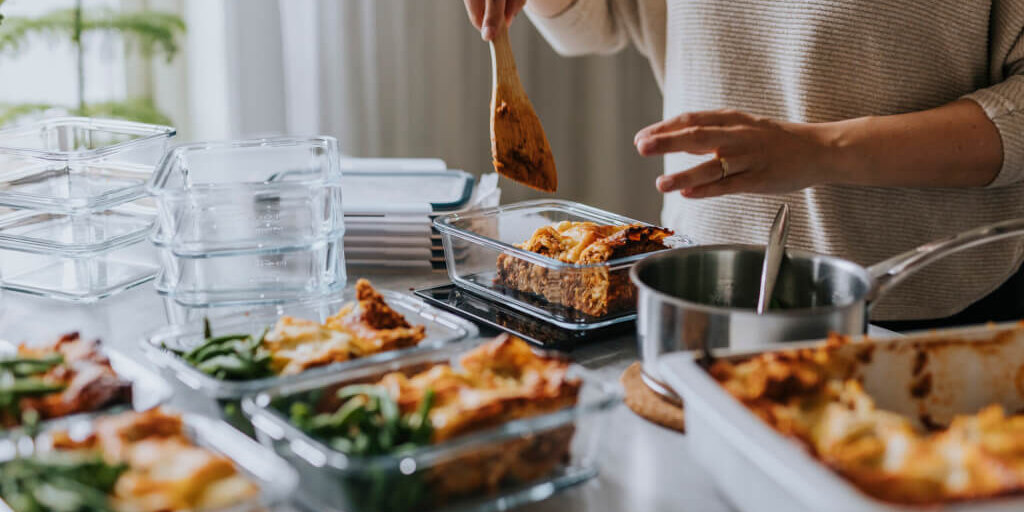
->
xmin=719 ymin=157 xmax=731 ymax=180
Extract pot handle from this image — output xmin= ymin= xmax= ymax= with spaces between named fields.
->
xmin=866 ymin=218 xmax=1024 ymax=308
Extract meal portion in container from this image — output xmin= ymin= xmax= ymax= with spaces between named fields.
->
xmin=710 ymin=332 xmax=1024 ymax=505
xmin=496 ymin=221 xmax=675 ymax=317
xmin=247 ymin=333 xmax=614 ymax=512
xmin=171 ymin=279 xmax=427 ymax=380
xmin=0 ymin=333 xmax=132 ymax=427
xmin=0 ymin=409 xmax=259 ymax=512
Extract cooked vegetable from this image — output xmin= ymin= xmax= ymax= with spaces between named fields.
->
xmin=0 ymin=354 xmax=66 ymax=426
xmin=0 ymin=451 xmax=126 ymax=512
xmin=290 ymin=384 xmax=436 ymax=457
xmin=171 ymin=321 xmax=273 ymax=381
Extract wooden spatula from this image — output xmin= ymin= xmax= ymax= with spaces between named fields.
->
xmin=488 ymin=27 xmax=558 ymax=193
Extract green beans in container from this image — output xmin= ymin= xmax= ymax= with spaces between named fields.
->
xmin=242 ymin=338 xmax=621 ymax=512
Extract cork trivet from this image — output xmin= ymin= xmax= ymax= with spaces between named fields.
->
xmin=620 ymin=362 xmax=685 ymax=433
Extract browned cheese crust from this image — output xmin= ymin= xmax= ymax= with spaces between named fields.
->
xmin=710 ymin=334 xmax=1024 ymax=505
xmin=494 ymin=221 xmax=672 ymax=317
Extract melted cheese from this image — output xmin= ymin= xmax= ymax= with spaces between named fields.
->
xmin=263 ymin=316 xmax=352 ymax=375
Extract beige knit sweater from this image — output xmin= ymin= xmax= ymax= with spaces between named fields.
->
xmin=527 ymin=0 xmax=1024 ymax=320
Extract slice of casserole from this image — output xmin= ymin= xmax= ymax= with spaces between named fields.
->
xmin=262 ymin=278 xmax=426 ymax=375
xmin=494 ymin=221 xmax=673 ymax=317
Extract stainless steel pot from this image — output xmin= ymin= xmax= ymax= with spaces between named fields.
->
xmin=630 ymin=218 xmax=1024 ymax=402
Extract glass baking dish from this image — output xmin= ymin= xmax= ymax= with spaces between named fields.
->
xmin=242 ymin=341 xmax=619 ymax=512
xmin=149 ymin=136 xmax=343 ymax=256
xmin=434 ymin=199 xmax=693 ymax=330
xmin=0 ymin=236 xmax=157 ymax=302
xmin=0 ymin=198 xmax=155 ymax=255
xmin=0 ymin=117 xmax=175 ymax=212
xmin=152 ymin=229 xmax=347 ymax=307
xmin=143 ymin=289 xmax=478 ymax=429
xmin=0 ymin=339 xmax=174 ymax=436
xmin=0 ymin=409 xmax=298 ymax=512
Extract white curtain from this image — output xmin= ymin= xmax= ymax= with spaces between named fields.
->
xmin=184 ymin=0 xmax=665 ymax=222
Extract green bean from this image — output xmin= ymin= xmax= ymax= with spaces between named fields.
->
xmin=203 ymin=317 xmax=213 ymax=339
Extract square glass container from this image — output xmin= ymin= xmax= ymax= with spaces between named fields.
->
xmin=242 ymin=342 xmax=619 ymax=512
xmin=149 ymin=136 xmax=343 ymax=256
xmin=0 ymin=198 xmax=154 ymax=255
xmin=433 ymin=199 xmax=693 ymax=330
xmin=0 ymin=236 xmax=157 ymax=302
xmin=0 ymin=117 xmax=175 ymax=212
xmin=144 ymin=289 xmax=478 ymax=431
xmin=152 ymin=229 xmax=347 ymax=307
xmin=0 ymin=341 xmax=173 ymax=437
xmin=0 ymin=410 xmax=298 ymax=512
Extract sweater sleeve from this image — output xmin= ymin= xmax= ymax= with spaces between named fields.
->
xmin=524 ymin=0 xmax=630 ymax=56
xmin=962 ymin=0 xmax=1024 ymax=187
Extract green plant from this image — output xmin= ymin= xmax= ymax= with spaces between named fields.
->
xmin=0 ymin=0 xmax=185 ymax=126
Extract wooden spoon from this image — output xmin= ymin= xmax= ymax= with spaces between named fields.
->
xmin=488 ymin=26 xmax=558 ymax=193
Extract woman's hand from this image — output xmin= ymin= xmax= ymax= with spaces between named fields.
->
xmin=634 ymin=109 xmax=841 ymax=199
xmin=464 ymin=0 xmax=528 ymax=41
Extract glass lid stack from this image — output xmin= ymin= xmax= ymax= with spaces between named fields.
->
xmin=0 ymin=117 xmax=176 ymax=302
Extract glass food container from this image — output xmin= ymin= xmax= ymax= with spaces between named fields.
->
xmin=0 ymin=117 xmax=175 ymax=213
xmin=242 ymin=341 xmax=620 ymax=512
xmin=0 ymin=235 xmax=157 ymax=302
xmin=0 ymin=340 xmax=173 ymax=436
xmin=152 ymin=227 xmax=346 ymax=307
xmin=148 ymin=136 xmax=343 ymax=256
xmin=0 ymin=410 xmax=298 ymax=512
xmin=143 ymin=290 xmax=478 ymax=431
xmin=433 ymin=199 xmax=694 ymax=330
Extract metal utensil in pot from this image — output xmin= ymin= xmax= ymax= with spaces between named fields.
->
xmin=631 ymin=218 xmax=1024 ymax=401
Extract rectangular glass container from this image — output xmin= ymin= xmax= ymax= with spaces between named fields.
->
xmin=242 ymin=342 xmax=619 ymax=512
xmin=144 ymin=289 xmax=478 ymax=431
xmin=0 ymin=198 xmax=154 ymax=255
xmin=148 ymin=136 xmax=343 ymax=256
xmin=433 ymin=199 xmax=693 ymax=330
xmin=657 ymin=323 xmax=1024 ymax=512
xmin=152 ymin=229 xmax=347 ymax=308
xmin=0 ymin=236 xmax=157 ymax=302
xmin=0 ymin=341 xmax=173 ymax=437
xmin=0 ymin=410 xmax=298 ymax=512
xmin=0 ymin=117 xmax=175 ymax=212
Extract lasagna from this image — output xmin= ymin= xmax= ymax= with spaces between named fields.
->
xmin=263 ymin=278 xmax=426 ymax=375
xmin=494 ymin=221 xmax=673 ymax=317
xmin=182 ymin=279 xmax=427 ymax=379
xmin=710 ymin=335 xmax=1024 ymax=505
xmin=44 ymin=409 xmax=260 ymax=511
xmin=291 ymin=334 xmax=581 ymax=505
xmin=1 ymin=332 xmax=132 ymax=427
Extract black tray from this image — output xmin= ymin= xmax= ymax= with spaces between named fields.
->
xmin=414 ymin=283 xmax=633 ymax=350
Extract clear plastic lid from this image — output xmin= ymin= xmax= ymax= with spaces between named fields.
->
xmin=342 ymin=170 xmax=475 ymax=214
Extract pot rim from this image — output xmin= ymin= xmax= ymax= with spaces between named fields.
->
xmin=629 ymin=244 xmax=873 ymax=318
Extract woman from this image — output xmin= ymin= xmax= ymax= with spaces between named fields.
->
xmin=464 ymin=0 xmax=1024 ymax=329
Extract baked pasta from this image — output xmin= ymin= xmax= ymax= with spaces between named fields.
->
xmin=710 ymin=335 xmax=1024 ymax=505
xmin=494 ymin=221 xmax=673 ymax=317
xmin=1 ymin=333 xmax=132 ymax=427
xmin=287 ymin=334 xmax=581 ymax=508
xmin=0 ymin=409 xmax=259 ymax=512
xmin=176 ymin=279 xmax=427 ymax=379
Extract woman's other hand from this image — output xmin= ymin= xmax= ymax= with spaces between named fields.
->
xmin=634 ymin=109 xmax=841 ymax=199
xmin=464 ymin=0 xmax=528 ymax=40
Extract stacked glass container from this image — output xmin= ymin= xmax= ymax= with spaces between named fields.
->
xmin=0 ymin=117 xmax=175 ymax=302
xmin=149 ymin=136 xmax=346 ymax=308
